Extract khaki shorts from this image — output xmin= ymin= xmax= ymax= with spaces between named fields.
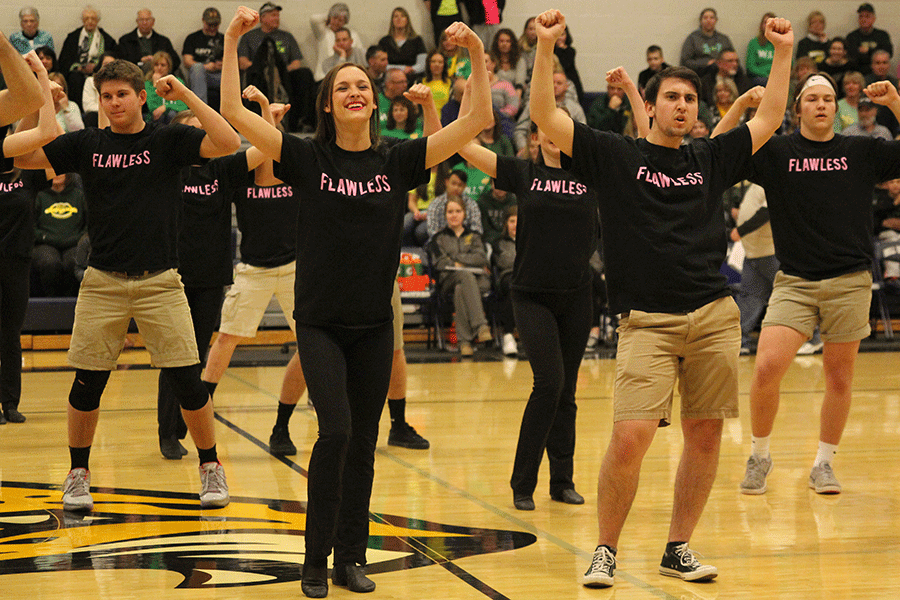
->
xmin=68 ymin=267 xmax=199 ymax=370
xmin=762 ymin=270 xmax=872 ymax=343
xmin=219 ymin=261 xmax=296 ymax=338
xmin=392 ymin=279 xmax=404 ymax=351
xmin=614 ymin=296 xmax=740 ymax=424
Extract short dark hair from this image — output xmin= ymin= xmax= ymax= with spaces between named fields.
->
xmin=646 ymin=45 xmax=662 ymax=55
xmin=792 ymin=71 xmax=838 ymax=113
xmin=94 ymin=59 xmax=144 ymax=95
xmin=365 ymin=45 xmax=382 ymax=61
xmin=643 ymin=66 xmax=701 ymax=104
xmin=334 ymin=26 xmax=351 ymax=38
xmin=449 ymin=169 xmax=468 ymax=184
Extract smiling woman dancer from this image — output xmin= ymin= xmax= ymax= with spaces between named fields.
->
xmin=220 ymin=6 xmax=493 ymax=598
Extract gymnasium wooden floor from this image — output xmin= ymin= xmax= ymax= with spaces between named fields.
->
xmin=3 ymin=345 xmax=900 ymax=599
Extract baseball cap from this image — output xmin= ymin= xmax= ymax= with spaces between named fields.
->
xmin=259 ymin=2 xmax=282 ymax=16
xmin=202 ymin=7 xmax=221 ymax=25
xmin=858 ymin=3 xmax=875 ymax=14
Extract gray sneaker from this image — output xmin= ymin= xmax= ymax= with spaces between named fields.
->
xmin=62 ymin=468 xmax=94 ymax=512
xmin=199 ymin=462 xmax=230 ymax=508
xmin=582 ymin=545 xmax=615 ymax=588
xmin=809 ymin=463 xmax=841 ymax=494
xmin=740 ymin=454 xmax=773 ymax=495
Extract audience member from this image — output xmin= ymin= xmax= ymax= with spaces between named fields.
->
xmin=699 ymin=48 xmax=751 ymax=107
xmin=35 ymin=45 xmax=56 ymax=74
xmin=843 ymin=95 xmax=892 ymax=139
xmin=118 ymin=9 xmax=180 ymax=74
xmin=796 ymin=10 xmax=829 ymax=65
xmin=835 ymin=70 xmax=864 ymax=132
xmin=379 ymin=68 xmax=411 ymax=126
xmin=819 ymin=38 xmax=855 ymax=94
xmin=145 ymin=52 xmax=189 ymax=124
xmin=865 ymin=49 xmax=897 ymax=86
xmin=320 ymin=27 xmax=366 ymax=77
xmin=420 ymin=49 xmax=451 ymax=113
xmin=238 ymin=2 xmax=314 ymax=132
xmin=311 ymin=3 xmax=365 ymax=81
xmin=638 ymin=45 xmax=670 ymax=96
xmin=382 ymin=95 xmax=422 ymax=139
xmin=182 ymin=7 xmax=224 ymax=106
xmin=10 ymin=7 xmax=54 ymax=54
xmin=491 ymin=28 xmax=526 ymax=94
xmin=554 ymin=26 xmax=583 ymax=103
xmin=518 ymin=17 xmax=537 ymax=85
xmin=746 ymin=13 xmax=776 ymax=85
xmin=58 ymin=6 xmax=117 ymax=111
xmin=462 ymin=0 xmax=505 ymax=49
xmin=426 ymin=169 xmax=482 ymax=238
xmin=403 ymin=163 xmax=447 ymax=246
xmin=32 ymin=173 xmax=87 ymax=298
xmin=846 ymin=2 xmax=892 ymax=75
xmin=874 ymin=178 xmax=900 ymax=282
xmin=48 ymin=72 xmax=84 ymax=132
xmin=492 ymin=205 xmax=517 ymax=355
xmin=81 ymin=52 xmax=116 ymax=127
xmin=439 ymin=30 xmax=471 ymax=80
xmin=477 ymin=179 xmax=516 ymax=245
xmin=441 ymin=76 xmax=465 ymax=126
xmin=424 ymin=0 xmax=462 ymax=51
xmin=486 ymin=54 xmax=519 ymax=122
xmin=711 ymin=80 xmax=739 ymax=127
xmin=430 ymin=198 xmax=492 ymax=356
xmin=379 ymin=7 xmax=427 ymax=78
xmin=587 ymin=81 xmax=634 ymax=135
xmin=680 ymin=7 xmax=734 ymax=73
xmin=366 ymin=45 xmax=388 ymax=92
xmin=513 ymin=68 xmax=585 ymax=151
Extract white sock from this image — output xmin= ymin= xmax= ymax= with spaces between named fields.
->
xmin=751 ymin=435 xmax=770 ymax=459
xmin=814 ymin=442 xmax=838 ymax=467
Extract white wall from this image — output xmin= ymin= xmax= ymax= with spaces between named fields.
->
xmin=4 ymin=1 xmax=900 ymax=91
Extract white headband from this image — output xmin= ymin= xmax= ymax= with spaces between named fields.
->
xmin=800 ymin=75 xmax=836 ymax=95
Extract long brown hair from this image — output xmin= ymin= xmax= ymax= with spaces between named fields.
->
xmin=314 ymin=62 xmax=380 ymax=145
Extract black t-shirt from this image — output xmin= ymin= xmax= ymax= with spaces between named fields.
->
xmin=273 ymin=134 xmax=429 ymax=328
xmin=42 ymin=123 xmax=206 ymax=273
xmin=231 ymin=153 xmax=298 ymax=269
xmin=1 ymin=124 xmax=13 ymax=172
xmin=564 ymin=121 xmax=753 ymax=314
xmin=182 ymin=30 xmax=224 ymax=64
xmin=0 ymin=170 xmax=41 ymax=259
xmin=495 ymin=155 xmax=597 ymax=293
xmin=749 ymin=131 xmax=900 ymax=280
xmin=178 ymin=157 xmax=241 ymax=287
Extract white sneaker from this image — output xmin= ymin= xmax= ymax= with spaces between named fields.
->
xmin=797 ymin=340 xmax=824 ymax=355
xmin=199 ymin=462 xmax=230 ymax=508
xmin=63 ymin=468 xmax=94 ymax=511
xmin=502 ymin=333 xmax=518 ymax=356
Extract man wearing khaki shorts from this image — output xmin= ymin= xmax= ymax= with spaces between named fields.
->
xmin=734 ymin=75 xmax=900 ymax=496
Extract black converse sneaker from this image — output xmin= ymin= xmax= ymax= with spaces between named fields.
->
xmin=659 ymin=542 xmax=717 ymax=581
xmin=582 ymin=545 xmax=615 ymax=588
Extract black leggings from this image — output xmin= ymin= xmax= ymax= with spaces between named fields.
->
xmin=157 ymin=285 xmax=225 ymax=439
xmin=296 ymin=322 xmax=393 ymax=569
xmin=510 ymin=284 xmax=592 ymax=497
xmin=0 ymin=258 xmax=30 ymax=411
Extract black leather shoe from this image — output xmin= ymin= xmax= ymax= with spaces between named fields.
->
xmin=159 ymin=437 xmax=184 ymax=460
xmin=301 ymin=564 xmax=328 ymax=598
xmin=551 ymin=488 xmax=585 ymax=505
xmin=513 ymin=494 xmax=535 ymax=511
xmin=3 ymin=408 xmax=25 ymax=423
xmin=0 ymin=411 xmax=6 ymax=425
xmin=333 ymin=564 xmax=376 ymax=593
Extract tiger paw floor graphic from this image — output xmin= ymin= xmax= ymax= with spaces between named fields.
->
xmin=0 ymin=481 xmax=536 ymax=588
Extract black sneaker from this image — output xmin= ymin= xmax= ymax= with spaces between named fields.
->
xmin=582 ymin=545 xmax=615 ymax=587
xmin=269 ymin=424 xmax=297 ymax=456
xmin=659 ymin=543 xmax=717 ymax=581
xmin=388 ymin=423 xmax=430 ymax=449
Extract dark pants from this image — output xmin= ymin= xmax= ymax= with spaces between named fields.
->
xmin=736 ymin=255 xmax=779 ymax=347
xmin=510 ymin=284 xmax=592 ymax=497
xmin=0 ymin=258 xmax=30 ymax=411
xmin=157 ymin=285 xmax=225 ymax=439
xmin=430 ymin=13 xmax=459 ymax=48
xmin=32 ymin=244 xmax=79 ymax=297
xmin=287 ymin=67 xmax=316 ymax=131
xmin=496 ymin=273 xmax=515 ymax=334
xmin=296 ymin=322 xmax=393 ymax=568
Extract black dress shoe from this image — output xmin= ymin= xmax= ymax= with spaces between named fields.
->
xmin=513 ymin=494 xmax=535 ymax=511
xmin=159 ymin=437 xmax=184 ymax=460
xmin=3 ymin=408 xmax=25 ymax=423
xmin=333 ymin=563 xmax=376 ymax=593
xmin=0 ymin=411 xmax=6 ymax=425
xmin=301 ymin=564 xmax=328 ymax=598
xmin=551 ymin=488 xmax=585 ymax=505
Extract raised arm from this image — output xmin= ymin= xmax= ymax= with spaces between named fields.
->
xmin=529 ymin=10 xmax=574 ymax=156
xmin=0 ymin=33 xmax=43 ymax=126
xmin=712 ymin=86 xmax=764 ymax=137
xmin=423 ymin=22 xmax=493 ymax=168
xmin=4 ymin=52 xmax=58 ymax=158
xmin=744 ymin=17 xmax=793 ymax=153
xmin=456 ymin=78 xmax=497 ymax=177
xmin=606 ymin=66 xmax=649 ymax=138
xmin=405 ymin=83 xmax=440 ymax=136
xmin=155 ymin=74 xmax=240 ymax=158
xmin=243 ymin=85 xmax=287 ymax=183
xmin=221 ymin=7 xmax=284 ymax=162
xmin=865 ymin=80 xmax=900 ymax=123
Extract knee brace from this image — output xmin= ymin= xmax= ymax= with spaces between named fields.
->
xmin=68 ymin=369 xmax=111 ymax=412
xmin=161 ymin=365 xmax=209 ymax=411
